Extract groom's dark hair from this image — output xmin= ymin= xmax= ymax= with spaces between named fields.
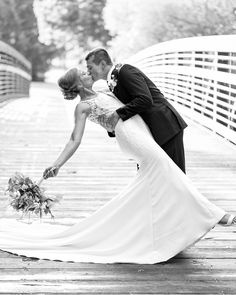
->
xmin=85 ymin=48 xmax=113 ymax=65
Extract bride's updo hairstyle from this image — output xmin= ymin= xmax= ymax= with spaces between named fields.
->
xmin=58 ymin=68 xmax=83 ymax=100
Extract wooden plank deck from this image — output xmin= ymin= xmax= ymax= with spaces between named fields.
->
xmin=0 ymin=82 xmax=236 ymax=294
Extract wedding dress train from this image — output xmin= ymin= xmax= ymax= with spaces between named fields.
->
xmin=0 ymin=93 xmax=225 ymax=264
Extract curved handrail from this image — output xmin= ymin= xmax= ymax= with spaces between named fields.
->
xmin=0 ymin=40 xmax=31 ymax=103
xmin=128 ymin=35 xmax=236 ymax=144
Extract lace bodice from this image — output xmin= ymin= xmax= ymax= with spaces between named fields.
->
xmin=81 ymin=92 xmax=124 ymax=132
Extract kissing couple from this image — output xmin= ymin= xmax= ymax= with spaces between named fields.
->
xmin=0 ymin=48 xmax=235 ymax=264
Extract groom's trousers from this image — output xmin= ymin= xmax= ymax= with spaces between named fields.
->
xmin=161 ymin=130 xmax=186 ymax=174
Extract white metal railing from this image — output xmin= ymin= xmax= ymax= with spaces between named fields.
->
xmin=0 ymin=41 xmax=31 ymax=103
xmin=128 ymin=35 xmax=236 ymax=144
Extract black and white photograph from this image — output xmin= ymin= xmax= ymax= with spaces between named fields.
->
xmin=0 ymin=0 xmax=236 ymax=294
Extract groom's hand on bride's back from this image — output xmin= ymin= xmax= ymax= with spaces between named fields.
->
xmin=43 ymin=166 xmax=59 ymax=179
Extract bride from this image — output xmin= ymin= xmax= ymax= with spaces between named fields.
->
xmin=0 ymin=68 xmax=235 ymax=264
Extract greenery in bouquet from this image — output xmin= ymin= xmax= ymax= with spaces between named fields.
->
xmin=6 ymin=172 xmax=61 ymax=219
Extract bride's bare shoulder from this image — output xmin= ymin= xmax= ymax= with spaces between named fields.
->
xmin=74 ymin=102 xmax=91 ymax=117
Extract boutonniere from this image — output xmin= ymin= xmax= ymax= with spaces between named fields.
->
xmin=107 ymin=63 xmax=123 ymax=92
xmin=108 ymin=74 xmax=117 ymax=92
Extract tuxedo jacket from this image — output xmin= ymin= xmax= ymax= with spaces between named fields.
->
xmin=109 ymin=64 xmax=187 ymax=146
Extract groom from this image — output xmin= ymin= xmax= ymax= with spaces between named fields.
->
xmin=85 ymin=48 xmax=187 ymax=173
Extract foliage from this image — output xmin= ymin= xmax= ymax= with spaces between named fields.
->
xmin=36 ymin=0 xmax=111 ymax=64
xmin=0 ymin=0 xmax=57 ymax=81
xmin=6 ymin=172 xmax=62 ymax=219
xmin=104 ymin=0 xmax=236 ymax=60
xmin=157 ymin=0 xmax=236 ymax=41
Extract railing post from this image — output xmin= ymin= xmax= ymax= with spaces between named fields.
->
xmin=190 ymin=50 xmax=195 ymax=115
xmin=211 ymin=51 xmax=218 ymax=134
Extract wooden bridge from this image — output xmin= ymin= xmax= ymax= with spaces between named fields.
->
xmin=0 ymin=82 xmax=235 ymax=294
xmin=0 ymin=35 xmax=236 ymax=294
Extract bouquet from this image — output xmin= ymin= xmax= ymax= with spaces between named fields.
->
xmin=6 ymin=172 xmax=61 ymax=220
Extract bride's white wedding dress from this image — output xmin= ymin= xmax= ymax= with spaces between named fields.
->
xmin=0 ymin=91 xmax=225 ymax=264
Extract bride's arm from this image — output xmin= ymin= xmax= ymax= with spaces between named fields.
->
xmin=43 ymin=103 xmax=90 ymax=178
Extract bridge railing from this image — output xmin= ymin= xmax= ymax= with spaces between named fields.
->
xmin=0 ymin=41 xmax=31 ymax=103
xmin=128 ymin=35 xmax=236 ymax=144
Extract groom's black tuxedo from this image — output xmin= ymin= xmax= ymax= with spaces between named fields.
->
xmin=109 ymin=64 xmax=188 ymax=172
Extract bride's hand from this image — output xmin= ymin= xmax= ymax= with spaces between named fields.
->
xmin=43 ymin=166 xmax=60 ymax=179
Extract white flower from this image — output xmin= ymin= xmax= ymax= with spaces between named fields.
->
xmin=107 ymin=75 xmax=117 ymax=92
xmin=12 ymin=191 xmax=21 ymax=197
xmin=21 ymin=184 xmax=28 ymax=190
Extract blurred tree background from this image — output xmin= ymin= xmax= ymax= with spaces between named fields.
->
xmin=35 ymin=0 xmax=111 ymax=66
xmin=0 ymin=0 xmax=57 ymax=81
xmin=104 ymin=0 xmax=236 ymax=59
xmin=0 ymin=0 xmax=235 ymax=81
